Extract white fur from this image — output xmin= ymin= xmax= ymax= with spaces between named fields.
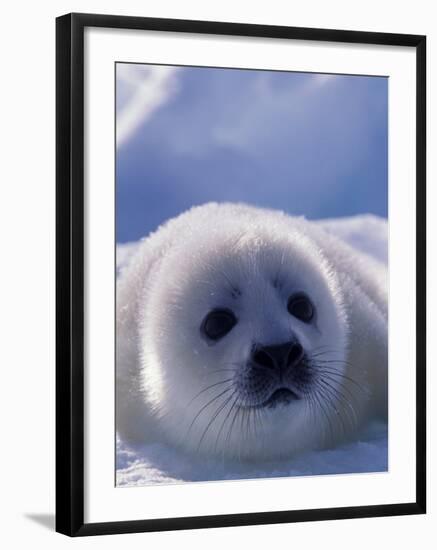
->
xmin=116 ymin=203 xmax=387 ymax=460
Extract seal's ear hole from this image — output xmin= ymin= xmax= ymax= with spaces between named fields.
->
xmin=287 ymin=293 xmax=314 ymax=323
xmin=201 ymin=309 xmax=238 ymax=341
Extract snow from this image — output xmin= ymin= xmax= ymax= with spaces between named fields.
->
xmin=116 ymin=214 xmax=388 ymax=486
xmin=116 ymin=241 xmax=139 ymax=274
xmin=316 ymin=214 xmax=388 ymax=264
xmin=116 ymin=421 xmax=387 ymax=486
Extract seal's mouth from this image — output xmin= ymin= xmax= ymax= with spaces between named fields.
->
xmin=262 ymin=387 xmax=300 ymax=408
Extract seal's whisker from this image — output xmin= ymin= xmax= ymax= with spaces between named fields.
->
xmin=242 ymin=399 xmax=253 ymax=447
xmin=313 ymin=381 xmax=351 ymax=437
xmin=249 ymin=404 xmax=258 ymax=443
xmin=226 ymin=397 xmax=242 ymax=460
xmin=310 ymin=351 xmax=341 ymax=358
xmin=207 ymin=368 xmax=238 ymax=376
xmin=313 ymin=366 xmax=369 ymax=394
xmin=254 ymin=403 xmax=264 ymax=443
xmin=324 ymin=384 xmax=359 ymax=436
xmin=318 ymin=378 xmax=359 ymax=430
xmin=215 ymin=394 xmax=239 ymax=454
xmin=245 ymin=401 xmax=252 ymax=442
xmin=317 ymin=375 xmax=356 ymax=407
xmin=197 ymin=391 xmax=236 ymax=452
xmin=313 ymin=359 xmax=354 ymax=367
xmin=311 ymin=386 xmax=336 ymax=444
xmin=217 ymin=395 xmax=240 ymax=463
xmin=308 ymin=362 xmax=364 ymax=388
xmin=187 ymin=379 xmax=234 ymax=406
xmin=187 ymin=387 xmax=233 ymax=436
xmin=225 ymin=398 xmax=241 ymax=458
xmin=248 ymin=399 xmax=258 ymax=441
xmin=310 ymin=346 xmax=342 ymax=356
xmin=308 ymin=393 xmax=328 ymax=446
xmin=318 ymin=371 xmax=367 ymax=402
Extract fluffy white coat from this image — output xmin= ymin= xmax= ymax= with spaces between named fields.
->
xmin=116 ymin=203 xmax=387 ymax=460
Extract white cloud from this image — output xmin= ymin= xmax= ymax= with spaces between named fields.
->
xmin=211 ymin=73 xmax=337 ymax=152
xmin=147 ymin=71 xmax=339 ymax=158
xmin=116 ymin=64 xmax=179 ymax=148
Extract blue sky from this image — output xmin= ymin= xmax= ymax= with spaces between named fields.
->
xmin=116 ymin=63 xmax=387 ymax=243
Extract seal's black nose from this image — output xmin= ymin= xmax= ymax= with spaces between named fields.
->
xmin=252 ymin=341 xmax=304 ymax=373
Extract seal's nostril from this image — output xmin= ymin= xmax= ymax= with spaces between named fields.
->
xmin=287 ymin=343 xmax=304 ymax=367
xmin=253 ymin=349 xmax=275 ymax=369
xmin=252 ymin=341 xmax=304 ymax=372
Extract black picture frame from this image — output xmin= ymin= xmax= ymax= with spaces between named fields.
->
xmin=56 ymin=12 xmax=426 ymax=537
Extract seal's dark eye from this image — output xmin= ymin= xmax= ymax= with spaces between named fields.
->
xmin=202 ymin=309 xmax=237 ymax=341
xmin=287 ymin=294 xmax=314 ymax=323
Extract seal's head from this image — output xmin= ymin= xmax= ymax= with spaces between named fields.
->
xmin=139 ymin=214 xmax=349 ymax=460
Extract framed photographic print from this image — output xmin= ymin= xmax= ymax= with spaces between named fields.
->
xmin=56 ymin=12 xmax=426 ymax=536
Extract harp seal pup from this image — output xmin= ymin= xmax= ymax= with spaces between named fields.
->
xmin=116 ymin=203 xmax=387 ymax=461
